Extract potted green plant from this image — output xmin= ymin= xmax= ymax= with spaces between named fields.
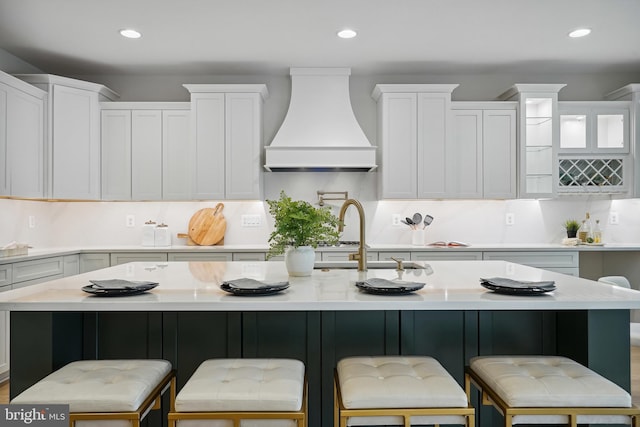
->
xmin=563 ymin=219 xmax=580 ymax=238
xmin=267 ymin=191 xmax=341 ymax=276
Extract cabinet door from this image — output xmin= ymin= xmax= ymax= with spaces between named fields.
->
xmin=0 ymin=85 xmax=7 ymax=196
xmin=225 ymin=93 xmax=263 ymax=199
xmin=52 ymin=85 xmax=100 ymax=199
xmin=63 ymin=255 xmax=80 ymax=277
xmin=6 ymin=87 xmax=45 ymax=198
xmin=79 ymin=253 xmax=110 ymax=273
xmin=378 ymin=93 xmax=417 ymax=199
xmin=101 ymin=110 xmax=132 ymax=200
xmin=417 ymin=93 xmax=452 ymax=198
xmin=450 ymin=110 xmax=482 ymax=198
xmin=132 ymin=110 xmax=162 ymax=200
xmin=483 ymin=109 xmax=516 ymax=198
xmin=191 ymin=94 xmax=225 ymax=199
xmin=163 ymin=110 xmax=191 ymax=200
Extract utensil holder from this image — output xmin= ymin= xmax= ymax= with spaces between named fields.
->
xmin=411 ymin=229 xmax=425 ymax=246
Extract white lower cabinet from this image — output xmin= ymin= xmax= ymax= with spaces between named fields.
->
xmin=79 ymin=253 xmax=111 ymax=273
xmin=233 ymin=253 xmax=267 ymax=262
xmin=411 ymin=251 xmax=483 ymax=261
xmin=482 ymin=251 xmax=579 ymax=275
xmin=0 ymin=310 xmax=8 ymax=380
xmin=0 ymin=264 xmax=10 ymax=379
xmin=168 ymin=253 xmax=232 ymax=262
xmin=321 ymin=252 xmax=377 ymax=262
xmin=378 ymin=252 xmax=412 ymax=261
xmin=110 ymin=253 xmax=168 ymax=266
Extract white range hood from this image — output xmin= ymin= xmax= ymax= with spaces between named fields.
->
xmin=264 ymin=68 xmax=377 ymax=172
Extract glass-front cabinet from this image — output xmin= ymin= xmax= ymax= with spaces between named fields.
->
xmin=499 ymin=84 xmax=566 ymax=198
xmin=558 ymin=101 xmax=630 ymax=194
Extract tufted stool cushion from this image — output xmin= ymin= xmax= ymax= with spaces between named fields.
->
xmin=335 ymin=356 xmax=473 ymax=426
xmin=170 ymin=359 xmax=306 ymax=427
xmin=467 ymin=356 xmax=640 ymax=425
xmin=11 ymin=359 xmax=174 ymax=427
xmin=469 ymin=356 xmax=631 ymax=408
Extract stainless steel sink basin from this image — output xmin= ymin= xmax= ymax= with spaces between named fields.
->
xmin=314 ymin=261 xmax=425 ymax=270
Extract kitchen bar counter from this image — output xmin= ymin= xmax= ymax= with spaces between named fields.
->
xmin=1 ymin=260 xmax=640 ymax=311
xmin=3 ymin=261 xmax=638 ymax=427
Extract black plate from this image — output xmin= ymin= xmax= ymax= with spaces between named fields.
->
xmin=355 ymin=278 xmax=424 ymax=295
xmin=82 ymin=280 xmax=158 ymax=297
xmin=480 ymin=277 xmax=556 ymax=295
xmin=220 ymin=278 xmax=289 ymax=296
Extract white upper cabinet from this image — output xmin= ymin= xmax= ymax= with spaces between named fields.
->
xmin=0 ymin=71 xmax=46 ymax=198
xmin=162 ymin=109 xmax=191 ymax=200
xmin=557 ymin=101 xmax=631 ymax=194
xmin=100 ymin=103 xmax=190 ymax=201
xmin=606 ymin=84 xmax=640 ymax=197
xmin=183 ymin=84 xmax=268 ymax=200
xmin=372 ymin=84 xmax=458 ymax=199
xmin=559 ymin=101 xmax=630 ymax=154
xmin=15 ymin=74 xmax=119 ymax=200
xmin=101 ymin=109 xmax=132 ymax=200
xmin=451 ymin=103 xmax=517 ymax=199
xmin=499 ymin=84 xmax=566 ymax=199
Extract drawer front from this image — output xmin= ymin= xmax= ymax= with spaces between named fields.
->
xmin=12 ymin=274 xmax=65 ymax=289
xmin=232 ymin=253 xmax=266 ymax=262
xmin=378 ymin=252 xmax=411 ymax=261
xmin=483 ymin=251 xmax=579 ymax=268
xmin=167 ymin=253 xmax=232 ymax=262
xmin=110 ymin=253 xmax=168 ymax=266
xmin=321 ymin=252 xmax=377 ymax=262
xmin=0 ymin=265 xmax=11 ymax=288
xmin=12 ymin=257 xmax=64 ymax=284
xmin=543 ymin=267 xmax=579 ymax=276
xmin=411 ymin=251 xmax=482 ymax=261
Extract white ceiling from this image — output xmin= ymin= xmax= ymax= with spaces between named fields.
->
xmin=0 ymin=0 xmax=639 ymax=76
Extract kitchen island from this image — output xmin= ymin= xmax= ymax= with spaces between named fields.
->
xmin=1 ymin=260 xmax=640 ymax=427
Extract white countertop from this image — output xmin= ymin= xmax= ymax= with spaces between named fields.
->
xmin=1 ymin=260 xmax=639 ymax=311
xmin=2 ymin=242 xmax=640 ymax=265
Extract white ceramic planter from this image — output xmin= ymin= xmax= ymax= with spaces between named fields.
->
xmin=285 ymin=246 xmax=316 ymax=276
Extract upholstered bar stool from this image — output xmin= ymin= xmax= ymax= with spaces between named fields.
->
xmin=168 ymin=358 xmax=307 ymax=427
xmin=335 ymin=356 xmax=475 ymax=427
xmin=11 ymin=359 xmax=176 ymax=427
xmin=465 ymin=355 xmax=640 ymax=427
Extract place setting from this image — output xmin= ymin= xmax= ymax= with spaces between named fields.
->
xmin=82 ymin=279 xmax=159 ymax=297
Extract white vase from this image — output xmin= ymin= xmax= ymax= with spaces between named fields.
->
xmin=285 ymin=246 xmax=316 ymax=277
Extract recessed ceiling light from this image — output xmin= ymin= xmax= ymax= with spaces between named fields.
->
xmin=337 ymin=29 xmax=357 ymax=39
xmin=568 ymin=28 xmax=591 ymax=38
xmin=119 ymin=29 xmax=142 ymax=39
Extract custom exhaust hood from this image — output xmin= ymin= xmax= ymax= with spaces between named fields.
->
xmin=264 ymin=68 xmax=377 ymax=172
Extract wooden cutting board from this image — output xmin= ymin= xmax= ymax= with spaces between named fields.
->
xmin=187 ymin=203 xmax=226 ymax=246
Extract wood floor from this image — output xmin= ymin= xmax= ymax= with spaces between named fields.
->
xmin=2 ymin=348 xmax=640 ymax=405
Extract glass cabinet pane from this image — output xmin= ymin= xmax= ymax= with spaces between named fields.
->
xmin=597 ymin=114 xmax=624 ymax=149
xmin=560 ymin=114 xmax=586 ymax=148
xmin=525 ymin=98 xmax=552 ymax=147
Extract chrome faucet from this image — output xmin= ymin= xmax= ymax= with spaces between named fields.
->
xmin=338 ymin=199 xmax=367 ymax=272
